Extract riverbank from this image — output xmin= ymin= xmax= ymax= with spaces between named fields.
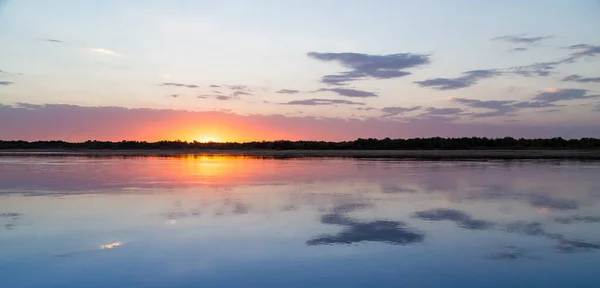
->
xmin=1 ymin=149 xmax=600 ymax=160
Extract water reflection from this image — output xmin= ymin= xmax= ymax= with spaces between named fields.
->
xmin=1 ymin=156 xmax=600 ymax=287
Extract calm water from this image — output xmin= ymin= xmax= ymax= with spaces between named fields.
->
xmin=1 ymin=156 xmax=600 ymax=287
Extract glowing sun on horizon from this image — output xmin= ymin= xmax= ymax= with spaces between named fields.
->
xmin=196 ymin=136 xmax=222 ymax=143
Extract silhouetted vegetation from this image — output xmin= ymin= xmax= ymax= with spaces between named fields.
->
xmin=1 ymin=137 xmax=600 ymax=150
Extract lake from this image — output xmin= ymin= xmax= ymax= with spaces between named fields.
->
xmin=1 ymin=156 xmax=600 ymax=287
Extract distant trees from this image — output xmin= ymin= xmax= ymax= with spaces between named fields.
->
xmin=1 ymin=137 xmax=599 ymax=150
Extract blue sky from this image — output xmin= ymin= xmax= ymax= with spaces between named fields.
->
xmin=0 ymin=0 xmax=599 ymax=140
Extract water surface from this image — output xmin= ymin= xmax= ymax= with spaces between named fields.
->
xmin=1 ymin=156 xmax=600 ymax=287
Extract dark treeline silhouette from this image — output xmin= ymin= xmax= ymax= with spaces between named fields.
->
xmin=1 ymin=137 xmax=600 ymax=150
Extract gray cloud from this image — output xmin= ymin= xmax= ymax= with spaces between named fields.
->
xmin=563 ymin=44 xmax=600 ymax=63
xmin=356 ymin=107 xmax=376 ymax=111
xmin=281 ymin=98 xmax=364 ymax=106
xmin=275 ymin=89 xmax=300 ymax=94
xmin=315 ymin=88 xmax=378 ymax=98
xmin=225 ymin=85 xmax=248 ymax=91
xmin=413 ymin=208 xmax=494 ymax=230
xmin=506 ymin=62 xmax=559 ymax=77
xmin=44 ymin=39 xmax=63 ymax=43
xmin=307 ymin=213 xmax=424 ymax=246
xmin=529 ymin=194 xmax=578 ymax=210
xmin=216 ymin=95 xmax=232 ymax=100
xmin=414 ymin=69 xmax=500 ymax=90
xmin=381 ymin=106 xmax=421 ymax=117
xmin=168 ymin=94 xmax=179 ymax=98
xmin=555 ymin=215 xmax=600 ymax=224
xmin=492 ymin=34 xmax=552 ymax=44
xmin=209 ymin=85 xmax=220 ymax=88
xmin=423 ymin=107 xmax=464 ymax=115
xmin=161 ymin=82 xmax=199 ymax=88
xmin=510 ymin=47 xmax=528 ymax=52
xmin=562 ymin=74 xmax=600 ymax=83
xmin=232 ymin=91 xmax=252 ymax=97
xmin=0 ymin=81 xmax=14 ymax=86
xmin=532 ymin=88 xmax=600 ymax=103
xmin=450 ymin=96 xmax=561 ymax=118
xmin=308 ymin=52 xmax=430 ymax=85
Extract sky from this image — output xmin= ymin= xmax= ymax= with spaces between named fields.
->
xmin=0 ymin=0 xmax=599 ymax=142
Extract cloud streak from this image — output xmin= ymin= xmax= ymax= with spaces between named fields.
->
xmin=276 ymin=89 xmax=300 ymax=94
xmin=308 ymin=52 xmax=430 ymax=85
xmin=281 ymin=98 xmax=364 ymax=106
xmin=562 ymin=74 xmax=600 ymax=83
xmin=315 ymin=88 xmax=378 ymax=98
xmin=0 ymin=81 xmax=14 ymax=86
xmin=381 ymin=106 xmax=421 ymax=117
xmin=161 ymin=82 xmax=199 ymax=88
xmin=492 ymin=34 xmax=552 ymax=44
xmin=415 ymin=70 xmax=500 ymax=90
xmin=89 ymin=48 xmax=122 ymax=57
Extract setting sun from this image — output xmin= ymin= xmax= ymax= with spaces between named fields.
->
xmin=196 ymin=136 xmax=222 ymax=143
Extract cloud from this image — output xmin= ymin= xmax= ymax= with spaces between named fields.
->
xmin=413 ymin=208 xmax=494 ymax=230
xmin=209 ymin=85 xmax=220 ymax=88
xmin=562 ymin=74 xmax=600 ymax=83
xmin=557 ymin=239 xmax=600 ymax=253
xmin=306 ymin=213 xmax=424 ymax=246
xmin=225 ymin=85 xmax=248 ymax=91
xmin=381 ymin=106 xmax=421 ymax=117
xmin=308 ymin=52 xmax=430 ymax=85
xmin=168 ymin=94 xmax=179 ymax=98
xmin=89 ymin=48 xmax=122 ymax=57
xmin=414 ymin=70 xmax=500 ymax=90
xmin=423 ymin=107 xmax=464 ymax=115
xmin=563 ymin=44 xmax=600 ymax=63
xmin=0 ymin=81 xmax=14 ymax=86
xmin=506 ymin=61 xmax=558 ymax=77
xmin=44 ymin=39 xmax=63 ymax=43
xmin=216 ymin=95 xmax=232 ymax=100
xmin=161 ymin=82 xmax=199 ymax=88
xmin=510 ymin=47 xmax=528 ymax=52
xmin=532 ymin=88 xmax=600 ymax=103
xmin=555 ymin=215 xmax=600 ymax=224
xmin=356 ymin=107 xmax=376 ymax=111
xmin=281 ymin=98 xmax=364 ymax=106
xmin=450 ymin=97 xmax=559 ymax=118
xmin=315 ymin=88 xmax=378 ymax=98
xmin=492 ymin=34 xmax=552 ymax=44
xmin=529 ymin=194 xmax=578 ymax=210
xmin=232 ymin=91 xmax=252 ymax=97
xmin=275 ymin=89 xmax=300 ymax=94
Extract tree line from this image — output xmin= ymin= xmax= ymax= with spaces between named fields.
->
xmin=1 ymin=137 xmax=600 ymax=150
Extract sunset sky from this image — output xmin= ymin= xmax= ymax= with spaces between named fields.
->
xmin=1 ymin=0 xmax=599 ymax=141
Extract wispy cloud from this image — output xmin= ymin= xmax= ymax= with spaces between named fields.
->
xmin=281 ymin=98 xmax=364 ymax=106
xmin=315 ymin=88 xmax=378 ymax=98
xmin=89 ymin=48 xmax=122 ymax=57
xmin=232 ymin=91 xmax=252 ymax=97
xmin=510 ymin=47 xmax=528 ymax=52
xmin=308 ymin=52 xmax=430 ymax=85
xmin=44 ymin=39 xmax=64 ymax=43
xmin=381 ymin=106 xmax=421 ymax=117
xmin=492 ymin=34 xmax=552 ymax=45
xmin=216 ymin=95 xmax=232 ymax=100
xmin=209 ymin=84 xmax=220 ymax=88
xmin=225 ymin=85 xmax=248 ymax=91
xmin=0 ymin=81 xmax=14 ymax=86
xmin=562 ymin=44 xmax=600 ymax=63
xmin=532 ymin=88 xmax=600 ymax=103
xmin=161 ymin=82 xmax=199 ymax=88
xmin=423 ymin=107 xmax=464 ymax=115
xmin=415 ymin=70 xmax=500 ymax=90
xmin=562 ymin=74 xmax=600 ymax=83
xmin=276 ymin=89 xmax=300 ymax=94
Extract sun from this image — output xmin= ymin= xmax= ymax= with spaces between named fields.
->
xmin=196 ymin=136 xmax=222 ymax=143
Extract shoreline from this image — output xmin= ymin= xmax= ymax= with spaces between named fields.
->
xmin=1 ymin=149 xmax=600 ymax=160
